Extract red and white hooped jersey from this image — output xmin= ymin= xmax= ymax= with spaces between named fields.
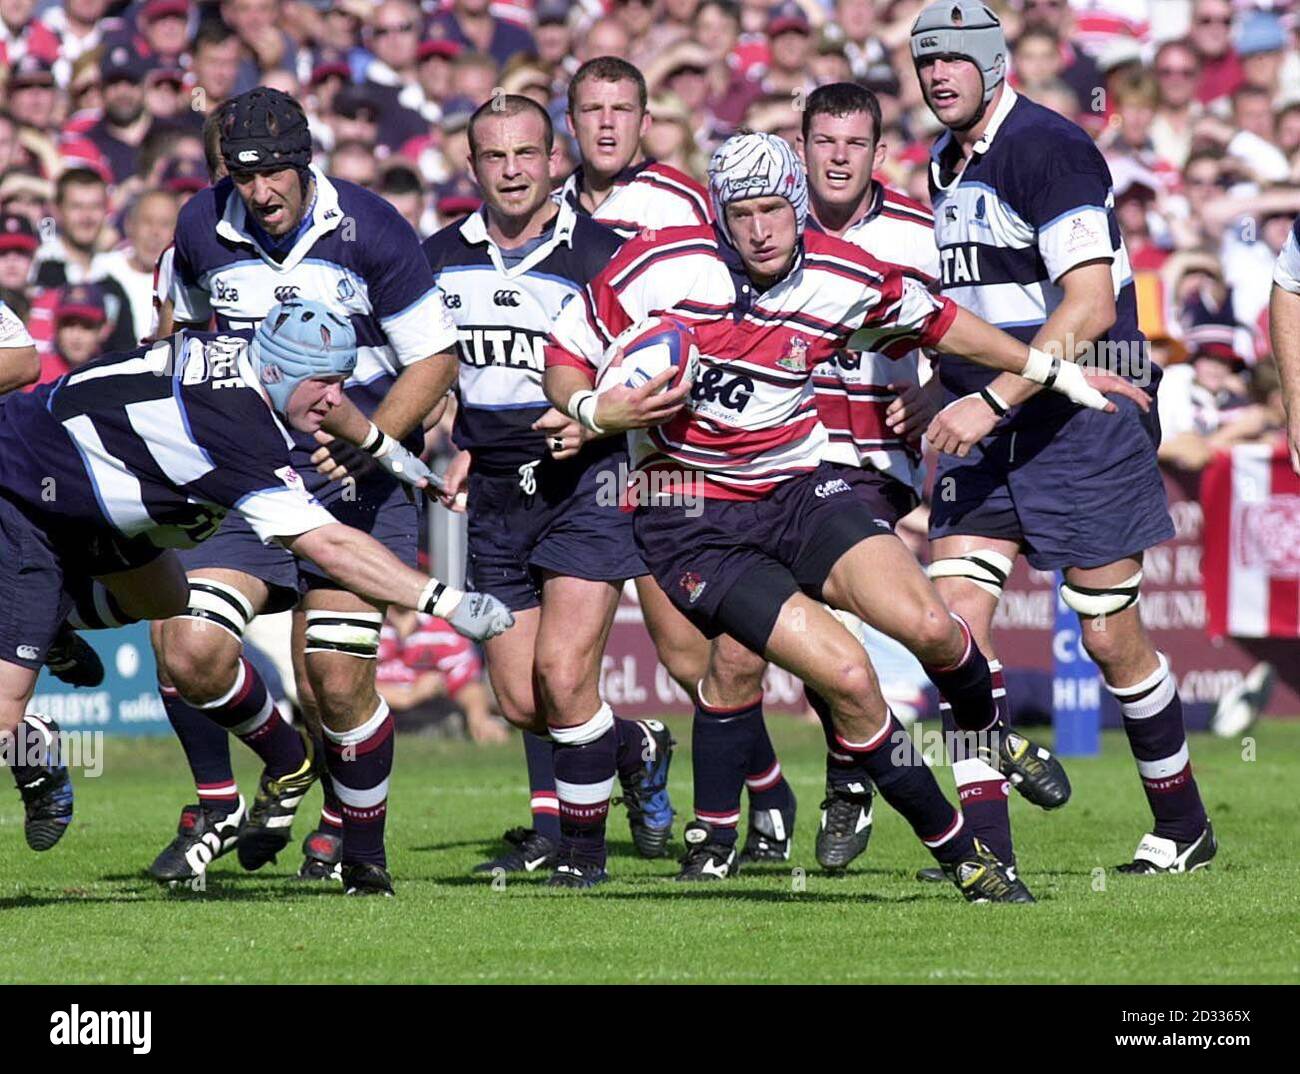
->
xmin=811 ymin=185 xmax=940 ymax=495
xmin=558 ymin=159 xmax=712 ymax=241
xmin=376 ymin=615 xmax=482 ymax=698
xmin=546 ymin=223 xmax=957 ymax=501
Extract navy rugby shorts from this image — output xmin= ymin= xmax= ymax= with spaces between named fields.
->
xmin=632 ymin=462 xmax=894 ymax=654
xmin=465 ymin=451 xmax=646 ymax=612
xmin=929 ymin=394 xmax=1174 ymax=569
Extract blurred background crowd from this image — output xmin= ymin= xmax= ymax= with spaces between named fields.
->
xmin=1 ymin=0 xmax=1295 ymax=733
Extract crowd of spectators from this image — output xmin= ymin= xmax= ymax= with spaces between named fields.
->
xmin=0 ymin=0 xmax=1295 ymax=465
xmin=0 ymin=0 xmax=1295 ymax=726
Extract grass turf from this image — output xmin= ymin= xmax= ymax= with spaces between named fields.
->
xmin=1 ymin=718 xmax=1297 ymax=984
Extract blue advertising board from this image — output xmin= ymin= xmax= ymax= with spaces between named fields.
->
xmin=28 ymin=623 xmax=170 ymax=737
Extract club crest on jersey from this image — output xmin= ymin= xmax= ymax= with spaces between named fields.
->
xmin=679 ymin=571 xmax=707 ymax=603
xmin=777 ymin=335 xmax=810 ymax=372
xmin=1065 ymin=216 xmax=1100 ymax=254
xmin=337 ymin=276 xmax=355 ymax=301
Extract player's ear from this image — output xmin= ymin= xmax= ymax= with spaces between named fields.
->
xmin=794 ymin=133 xmax=805 ymax=162
xmin=639 ymin=108 xmax=652 ymax=140
xmin=873 ymin=139 xmax=887 ymax=172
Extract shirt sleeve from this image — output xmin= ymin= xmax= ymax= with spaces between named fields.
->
xmin=184 ymin=388 xmax=338 ymax=543
xmin=1026 ymin=140 xmax=1117 ymax=283
xmin=170 ymin=224 xmax=212 ymax=325
xmin=846 ymin=275 xmax=958 ymax=358
xmin=1274 ymin=218 xmax=1300 ymax=294
xmin=366 ymin=209 xmax=458 ymax=366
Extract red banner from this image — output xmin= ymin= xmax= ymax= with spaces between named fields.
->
xmin=1203 ymin=439 xmax=1300 ymax=640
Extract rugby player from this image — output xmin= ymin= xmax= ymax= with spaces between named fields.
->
xmin=151 ymin=87 xmax=458 ymax=894
xmin=564 ymin=56 xmax=804 ymax=867
xmin=911 ymin=1 xmax=1216 ymax=875
xmin=638 ymin=86 xmax=1069 ymax=881
xmin=424 ymin=95 xmax=674 ymax=885
xmin=545 ymin=131 xmax=1148 ymax=897
xmin=452 ymin=57 xmax=711 ymax=872
xmin=0 ymin=304 xmax=511 ymax=864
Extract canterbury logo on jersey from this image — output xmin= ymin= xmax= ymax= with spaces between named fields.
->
xmin=493 ymin=289 xmax=521 ymax=307
xmin=455 ymin=327 xmax=549 ymax=371
xmin=940 ymin=245 xmax=982 ymax=286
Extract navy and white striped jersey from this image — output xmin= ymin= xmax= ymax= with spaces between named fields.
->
xmin=170 ymin=166 xmax=456 ymax=441
xmin=928 ymin=89 xmax=1151 ymax=413
xmin=0 ymin=331 xmax=335 ymax=554
xmin=422 ymin=199 xmax=624 ymax=472
xmin=1272 ymin=215 xmax=1300 ymax=294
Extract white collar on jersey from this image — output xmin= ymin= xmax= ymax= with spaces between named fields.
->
xmin=215 ymin=165 xmax=346 ymax=272
xmin=929 ymin=86 xmax=1019 ymax=192
xmin=457 ymin=196 xmax=578 ymax=277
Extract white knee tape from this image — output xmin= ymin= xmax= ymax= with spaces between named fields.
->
xmin=1059 ymin=570 xmax=1143 ymax=618
xmin=927 ymin=549 xmax=1015 ymax=598
xmin=549 ymin=703 xmax=615 ymax=746
xmin=181 ymin=580 xmax=256 ymax=641
xmin=304 ymin=610 xmax=383 ymax=658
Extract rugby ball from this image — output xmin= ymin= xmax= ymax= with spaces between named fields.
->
xmin=597 ymin=315 xmax=700 ymax=395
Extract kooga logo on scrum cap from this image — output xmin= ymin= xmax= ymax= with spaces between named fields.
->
xmin=238 ymin=150 xmax=260 ymax=163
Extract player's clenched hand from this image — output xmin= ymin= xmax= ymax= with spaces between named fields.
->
xmin=532 ymin=407 xmax=589 ymax=460
xmin=438 ymin=449 xmax=472 ymax=512
xmin=595 ymin=367 xmax=692 ymax=432
xmin=885 ymin=380 xmax=941 ymax=440
xmin=446 ymin=591 xmax=515 ymax=641
xmin=311 ymin=431 xmax=376 ymax=483
xmin=926 ymin=394 xmax=999 ymax=458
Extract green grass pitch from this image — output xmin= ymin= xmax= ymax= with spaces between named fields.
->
xmin=2 ymin=718 xmax=1297 ymax=984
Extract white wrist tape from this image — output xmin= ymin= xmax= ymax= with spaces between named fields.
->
xmin=418 ymin=578 xmax=463 ymax=618
xmin=566 ymin=389 xmax=604 ymax=435
xmin=1021 ymin=347 xmax=1060 ymax=387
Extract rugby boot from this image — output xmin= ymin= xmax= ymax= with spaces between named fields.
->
xmin=816 ymin=781 xmax=874 ymax=871
xmin=948 ymin=841 xmax=1035 ymax=903
xmin=1116 ymin=823 xmax=1217 ymax=875
xmin=148 ymin=797 xmax=245 ymax=882
xmin=44 ymin=625 xmax=104 ymax=688
xmin=298 ymin=827 xmax=343 ymax=881
xmin=237 ymin=742 xmax=318 ymax=870
xmin=983 ymin=730 xmax=1071 ymax=810
xmin=675 ymin=821 xmax=738 ymax=881
xmin=342 ymin=861 xmax=395 ymax=896
xmin=616 ymin=719 xmax=676 ymax=858
xmin=739 ymin=795 xmax=796 ymax=864
xmin=14 ymin=718 xmax=75 ymax=851
xmin=472 ymin=826 xmax=559 ymax=874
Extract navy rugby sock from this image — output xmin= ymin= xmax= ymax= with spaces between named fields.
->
xmin=191 ymin=658 xmax=306 ymax=780
xmin=690 ymin=692 xmax=763 ymax=848
xmin=1107 ymin=655 xmax=1208 ymax=844
xmin=808 ymin=687 xmax=874 ymax=795
xmin=160 ymin=683 xmax=240 ymax=816
xmin=745 ymin=709 xmax=795 ymax=816
xmin=551 ymin=704 xmax=618 ymax=869
xmin=323 ymin=700 xmax=395 ymax=867
xmin=833 ymin=711 xmax=974 ymax=866
xmin=523 ymin=731 xmax=561 ymax=842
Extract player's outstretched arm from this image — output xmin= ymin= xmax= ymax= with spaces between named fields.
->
xmin=282 ymin=523 xmax=513 ymax=641
xmin=1270 ymin=282 xmax=1300 ymax=474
